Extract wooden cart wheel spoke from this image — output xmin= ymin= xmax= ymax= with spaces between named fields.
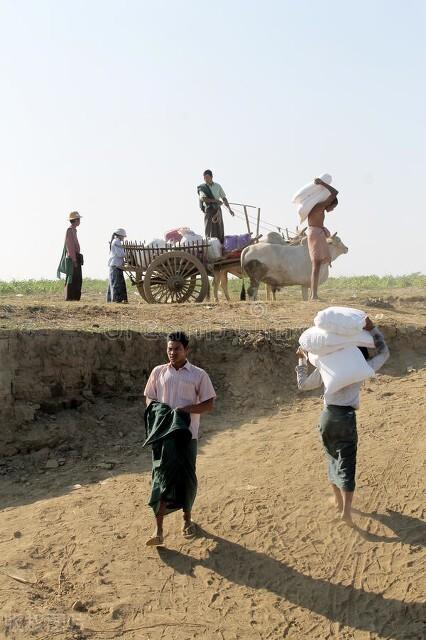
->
xmin=174 ymin=282 xmax=192 ymax=302
xmin=161 ymin=258 xmax=175 ymax=278
xmin=173 ymin=256 xmax=179 ymax=278
xmin=179 ymin=260 xmax=197 ymax=279
xmin=181 ymin=278 xmax=201 ymax=300
xmin=179 ymin=279 xmax=193 ymax=293
xmin=176 ymin=257 xmax=191 ymax=277
xmin=152 ymin=269 xmax=169 ymax=283
xmin=156 ymin=288 xmax=171 ymax=303
xmin=173 ymin=256 xmax=185 ymax=276
xmin=149 ymin=281 xmax=168 ymax=299
xmin=175 ymin=275 xmax=200 ymax=302
xmin=158 ymin=285 xmax=172 ymax=300
xmin=186 ymin=282 xmax=203 ymax=299
xmin=166 ymin=288 xmax=175 ymax=303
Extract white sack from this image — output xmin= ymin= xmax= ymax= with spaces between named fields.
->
xmin=207 ymin=238 xmax=222 ymax=262
xmin=314 ymin=307 xmax=367 ymax=337
xmin=147 ymin=238 xmax=167 ymax=248
xmin=180 ymin=232 xmax=204 ymax=245
xmin=299 ymin=326 xmax=374 ymax=357
xmin=134 ymin=238 xmax=168 ymax=269
xmin=292 ymin=173 xmax=332 ymax=203
xmin=309 ymin=346 xmax=375 ymax=394
xmin=297 ymin=191 xmax=332 ymax=223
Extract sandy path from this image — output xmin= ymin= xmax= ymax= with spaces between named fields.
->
xmin=0 ymin=368 xmax=425 ymax=639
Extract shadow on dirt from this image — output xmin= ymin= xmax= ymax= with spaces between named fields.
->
xmin=158 ymin=527 xmax=425 ymax=640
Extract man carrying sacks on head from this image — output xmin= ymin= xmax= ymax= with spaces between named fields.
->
xmin=295 ymin=307 xmax=390 ymax=526
xmin=306 ymin=177 xmax=339 ymax=300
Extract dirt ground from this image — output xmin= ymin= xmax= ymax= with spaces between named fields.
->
xmin=0 ymin=292 xmax=425 ymax=640
xmin=0 ymin=287 xmax=425 ymax=333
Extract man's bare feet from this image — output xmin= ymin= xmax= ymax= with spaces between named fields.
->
xmin=328 ymin=496 xmax=343 ymax=512
xmin=340 ymin=512 xmax=354 ymax=527
xmin=330 ymin=485 xmax=343 ymax=512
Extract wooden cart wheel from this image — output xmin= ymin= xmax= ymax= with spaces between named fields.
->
xmin=136 ymin=280 xmax=148 ymax=302
xmin=135 ymin=278 xmax=148 ymax=302
xmin=143 ymin=251 xmax=209 ymax=303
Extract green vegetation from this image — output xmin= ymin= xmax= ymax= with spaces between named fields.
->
xmin=0 ymin=273 xmax=424 ymax=298
xmin=0 ymin=278 xmax=108 ymax=296
xmin=227 ymin=273 xmax=425 ymax=295
xmin=323 ymin=273 xmax=426 ymax=290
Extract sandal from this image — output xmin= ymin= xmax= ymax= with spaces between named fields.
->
xmin=145 ymin=534 xmax=164 ymax=546
xmin=182 ymin=522 xmax=197 ymax=538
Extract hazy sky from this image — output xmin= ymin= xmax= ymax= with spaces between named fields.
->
xmin=1 ymin=0 xmax=425 ymax=280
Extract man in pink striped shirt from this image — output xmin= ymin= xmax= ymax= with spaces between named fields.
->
xmin=144 ymin=332 xmax=216 ymax=546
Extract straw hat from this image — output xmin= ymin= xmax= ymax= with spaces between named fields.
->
xmin=69 ymin=211 xmax=82 ymax=221
xmin=114 ymin=228 xmax=127 ymax=237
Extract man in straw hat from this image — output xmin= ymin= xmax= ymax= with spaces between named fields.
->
xmin=63 ymin=211 xmax=83 ymax=301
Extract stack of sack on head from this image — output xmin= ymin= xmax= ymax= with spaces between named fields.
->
xmin=299 ymin=307 xmax=376 ymax=394
xmin=292 ymin=173 xmax=333 ymax=224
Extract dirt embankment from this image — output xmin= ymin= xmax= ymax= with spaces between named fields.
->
xmin=1 ymin=318 xmax=425 ymax=456
xmin=0 ymin=329 xmax=296 ymax=455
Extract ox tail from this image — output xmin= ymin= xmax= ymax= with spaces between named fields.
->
xmin=240 ymin=246 xmax=249 ymax=301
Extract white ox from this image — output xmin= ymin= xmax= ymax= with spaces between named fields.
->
xmin=240 ymin=232 xmax=348 ymax=300
xmin=209 ymin=232 xmax=302 ymax=302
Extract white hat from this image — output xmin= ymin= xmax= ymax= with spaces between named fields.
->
xmin=114 ymin=228 xmax=127 ymax=237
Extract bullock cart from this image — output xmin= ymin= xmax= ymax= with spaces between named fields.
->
xmin=123 ymin=205 xmax=262 ymax=304
xmin=123 ymin=240 xmax=211 ymax=303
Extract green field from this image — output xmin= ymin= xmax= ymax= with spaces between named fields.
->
xmin=227 ymin=273 xmax=426 ymax=296
xmin=0 ymin=274 xmax=424 ymax=298
xmin=0 ymin=278 xmax=108 ymax=296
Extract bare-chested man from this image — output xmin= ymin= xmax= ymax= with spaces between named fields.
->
xmin=307 ymin=178 xmax=339 ymax=300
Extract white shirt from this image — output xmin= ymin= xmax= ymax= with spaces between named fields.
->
xmin=296 ymin=328 xmax=390 ymax=409
xmin=108 ymin=238 xmax=125 ymax=267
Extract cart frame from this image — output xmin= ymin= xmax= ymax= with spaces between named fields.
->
xmin=123 ymin=240 xmax=211 ymax=304
xmin=123 ymin=204 xmax=261 ymax=304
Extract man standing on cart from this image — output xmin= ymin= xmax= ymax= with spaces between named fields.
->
xmin=197 ymin=169 xmax=234 ymax=243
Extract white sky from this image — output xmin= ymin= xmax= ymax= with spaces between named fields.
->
xmin=1 ymin=0 xmax=425 ymax=280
